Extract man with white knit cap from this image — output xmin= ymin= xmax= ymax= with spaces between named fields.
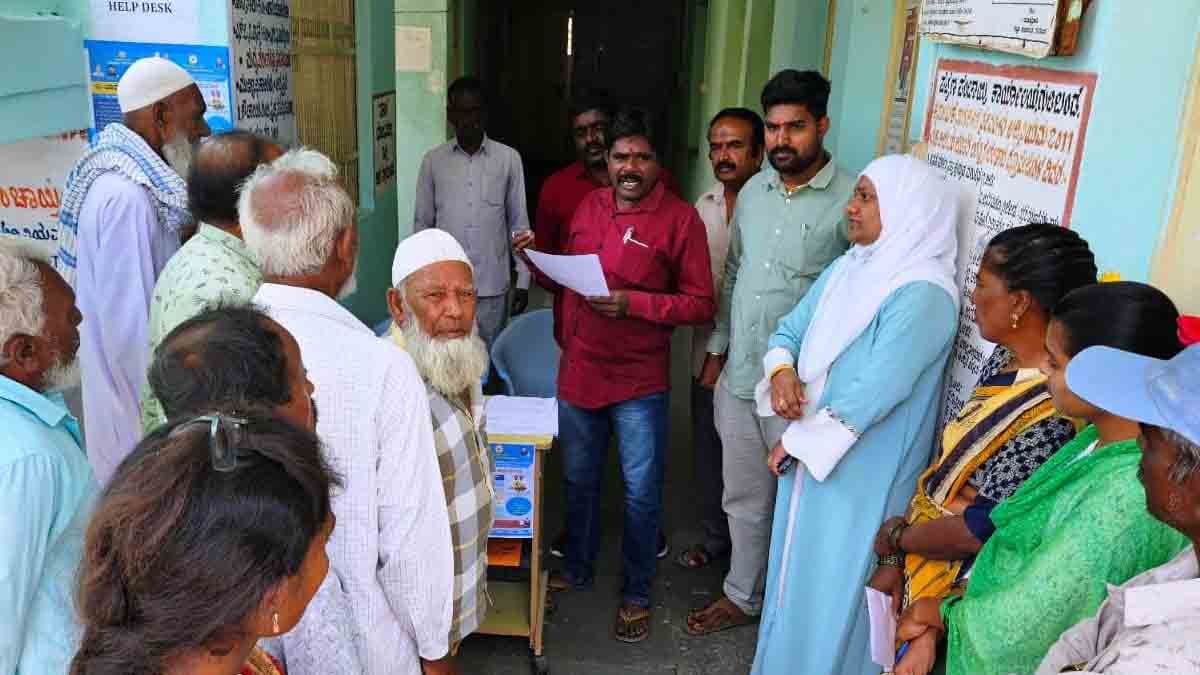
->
xmin=386 ymin=228 xmax=494 ymax=653
xmin=57 ymin=56 xmax=211 ymax=483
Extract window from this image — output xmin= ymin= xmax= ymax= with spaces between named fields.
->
xmin=291 ymin=0 xmax=360 ymax=205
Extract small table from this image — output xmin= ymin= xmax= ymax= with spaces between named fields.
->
xmin=477 ymin=432 xmax=553 ymax=675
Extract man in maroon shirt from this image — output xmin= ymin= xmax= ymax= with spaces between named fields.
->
xmin=516 ymin=108 xmax=715 ymax=644
xmin=536 ymin=97 xmax=682 ymax=345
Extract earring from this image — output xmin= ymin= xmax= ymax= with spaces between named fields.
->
xmin=1011 ymin=314 xmax=1020 ymax=329
xmin=272 ymin=611 xmax=280 ymax=634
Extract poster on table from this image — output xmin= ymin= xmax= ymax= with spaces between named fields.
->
xmin=490 ymin=443 xmax=536 ymax=539
xmin=85 ymin=41 xmax=235 ymax=136
xmin=0 ymin=131 xmax=92 ymax=266
xmin=228 ymin=0 xmax=296 ymax=144
xmin=922 ymin=59 xmax=1096 ymax=424
xmin=373 ymin=92 xmax=397 ymax=192
xmin=88 ymin=0 xmax=201 ymax=44
xmin=919 ymin=0 xmax=1081 ymax=59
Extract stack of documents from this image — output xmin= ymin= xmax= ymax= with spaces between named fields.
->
xmin=485 ymin=396 xmax=559 ymax=437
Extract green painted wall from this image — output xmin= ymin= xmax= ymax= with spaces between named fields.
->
xmin=685 ymin=0 xmax=777 ymax=201
xmin=823 ymin=0 xmax=898 ymax=175
xmin=0 ymin=2 xmax=88 ymax=143
xmin=394 ymin=0 xmax=452 ymax=257
xmin=769 ymin=0 xmax=827 ymax=75
xmin=342 ymin=0 xmax=403 ymax=323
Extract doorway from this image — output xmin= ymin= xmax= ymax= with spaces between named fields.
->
xmin=473 ymin=0 xmax=689 ymax=209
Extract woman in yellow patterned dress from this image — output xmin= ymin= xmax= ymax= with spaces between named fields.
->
xmin=868 ymin=224 xmax=1096 ymax=614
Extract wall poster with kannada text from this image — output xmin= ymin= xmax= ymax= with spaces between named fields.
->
xmin=923 ymin=59 xmax=1096 ymax=425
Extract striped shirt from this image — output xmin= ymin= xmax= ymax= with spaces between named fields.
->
xmin=426 ymin=384 xmax=494 ymax=645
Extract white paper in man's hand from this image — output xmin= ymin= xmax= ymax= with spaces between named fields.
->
xmin=864 ymin=586 xmax=897 ymax=669
xmin=525 ymin=250 xmax=610 ymax=298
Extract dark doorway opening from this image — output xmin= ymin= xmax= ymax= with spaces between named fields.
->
xmin=473 ymin=0 xmax=689 ymax=213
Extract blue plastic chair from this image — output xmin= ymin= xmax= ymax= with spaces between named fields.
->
xmin=490 ymin=309 xmax=559 ymax=397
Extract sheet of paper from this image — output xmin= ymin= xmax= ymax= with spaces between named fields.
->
xmin=485 ymin=396 xmax=559 ymax=437
xmin=864 ymin=586 xmax=897 ymax=669
xmin=525 ymin=250 xmax=610 ymax=298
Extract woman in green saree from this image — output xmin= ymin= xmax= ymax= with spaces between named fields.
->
xmin=895 ymin=282 xmax=1190 ymax=675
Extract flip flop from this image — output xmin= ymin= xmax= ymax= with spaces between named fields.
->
xmin=675 ymin=544 xmax=713 ymax=569
xmin=684 ymin=597 xmax=757 ymax=636
xmin=614 ymin=604 xmax=652 ymax=643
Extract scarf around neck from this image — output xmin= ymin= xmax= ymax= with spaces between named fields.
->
xmin=56 ymin=123 xmax=191 ymax=287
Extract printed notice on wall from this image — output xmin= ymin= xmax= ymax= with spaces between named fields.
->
xmin=920 ymin=0 xmax=1066 ymax=59
xmin=373 ymin=92 xmax=397 ymax=191
xmin=85 ymin=41 xmax=235 ymax=136
xmin=396 ymin=26 xmax=433 ymax=73
xmin=229 ymin=0 xmax=296 ymax=144
xmin=0 ymin=131 xmax=91 ymax=267
xmin=923 ymin=59 xmax=1096 ymax=424
xmin=89 ymin=0 xmax=200 ymax=44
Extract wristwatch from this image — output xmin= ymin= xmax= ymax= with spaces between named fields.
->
xmin=877 ymin=553 xmax=903 ymax=567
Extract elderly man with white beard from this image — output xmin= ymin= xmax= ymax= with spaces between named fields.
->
xmin=386 ymin=228 xmax=494 ymax=652
xmin=56 ymin=56 xmax=212 ymax=483
xmin=243 ymin=149 xmax=457 ymax=675
xmin=0 ymin=243 xmax=96 ymax=673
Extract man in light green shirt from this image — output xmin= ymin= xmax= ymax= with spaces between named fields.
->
xmin=141 ymin=131 xmax=283 ymax=431
xmin=688 ymin=70 xmax=854 ymax=636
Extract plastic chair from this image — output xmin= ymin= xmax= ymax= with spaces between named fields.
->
xmin=373 ymin=318 xmax=392 ymax=337
xmin=490 ymin=309 xmax=559 ymax=397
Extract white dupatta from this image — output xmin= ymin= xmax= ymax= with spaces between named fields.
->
xmin=756 ymin=154 xmax=959 ymax=481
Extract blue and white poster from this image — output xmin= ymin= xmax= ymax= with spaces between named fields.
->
xmin=85 ymin=40 xmax=235 ymax=136
xmin=490 ymin=443 xmax=536 ymax=539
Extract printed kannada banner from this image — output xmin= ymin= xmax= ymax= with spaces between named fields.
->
xmin=228 ymin=0 xmax=296 ymax=144
xmin=922 ymin=59 xmax=1096 ymax=424
xmin=490 ymin=442 xmax=536 ymax=539
xmin=0 ymin=131 xmax=91 ymax=267
xmin=85 ymin=40 xmax=235 ymax=136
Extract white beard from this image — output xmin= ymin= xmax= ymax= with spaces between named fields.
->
xmin=336 ymin=258 xmax=359 ymax=300
xmin=43 ymin=355 xmax=81 ymax=392
xmin=162 ymin=132 xmax=194 ymax=180
xmin=401 ymin=314 xmax=489 ymax=399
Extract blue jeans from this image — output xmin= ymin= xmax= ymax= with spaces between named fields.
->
xmin=560 ymin=392 xmax=668 ymax=608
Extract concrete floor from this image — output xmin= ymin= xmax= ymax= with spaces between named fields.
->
xmin=460 ymin=290 xmax=759 ymax=674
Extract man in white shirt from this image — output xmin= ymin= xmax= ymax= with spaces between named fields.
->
xmin=413 ymin=76 xmax=532 ymax=350
xmin=240 ymin=148 xmax=457 ymax=675
xmin=679 ymin=108 xmax=763 ymax=571
xmin=1037 ymin=343 xmax=1200 ymax=674
xmin=57 ymin=57 xmax=212 ymax=483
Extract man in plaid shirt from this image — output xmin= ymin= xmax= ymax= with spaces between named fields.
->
xmin=386 ymin=229 xmax=496 ymax=650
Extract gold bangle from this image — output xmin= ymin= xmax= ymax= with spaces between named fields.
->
xmin=768 ymin=364 xmax=795 ymax=380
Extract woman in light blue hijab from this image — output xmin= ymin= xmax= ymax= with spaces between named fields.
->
xmin=751 ymin=155 xmax=961 ymax=674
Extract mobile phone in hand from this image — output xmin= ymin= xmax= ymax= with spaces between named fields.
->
xmin=777 ymin=455 xmax=796 ymax=474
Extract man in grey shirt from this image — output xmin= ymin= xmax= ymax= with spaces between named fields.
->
xmin=414 ymin=76 xmax=531 ymax=349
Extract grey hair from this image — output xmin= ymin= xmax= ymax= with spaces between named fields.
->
xmin=0 ymin=240 xmax=48 ymax=367
xmin=238 ymin=148 xmax=355 ymax=277
xmin=1166 ymin=428 xmax=1200 ymax=484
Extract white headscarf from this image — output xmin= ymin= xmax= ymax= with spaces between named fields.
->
xmin=794 ymin=154 xmax=959 ymax=408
